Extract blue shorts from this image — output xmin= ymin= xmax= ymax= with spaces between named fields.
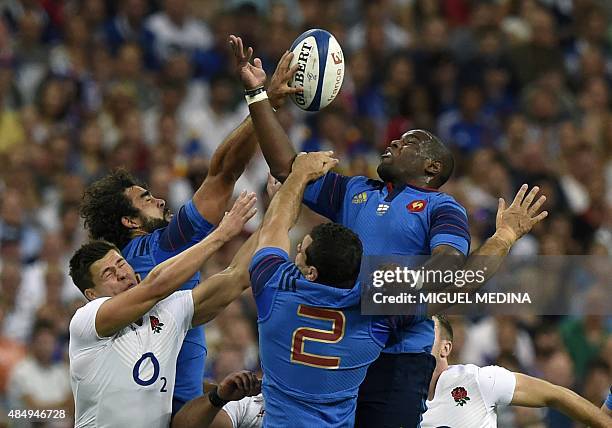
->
xmin=355 ymin=352 xmax=436 ymax=428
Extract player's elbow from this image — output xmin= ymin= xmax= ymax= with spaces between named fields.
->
xmin=270 ymin=167 xmax=289 ymax=183
xmin=539 ymin=382 xmax=566 ymax=408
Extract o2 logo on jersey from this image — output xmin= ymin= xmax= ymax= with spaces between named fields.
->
xmin=407 ymin=199 xmax=427 ymax=213
xmin=133 ymin=352 xmax=167 ymax=392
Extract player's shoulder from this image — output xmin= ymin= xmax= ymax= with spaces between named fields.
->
xmin=122 ymin=231 xmax=160 ymax=260
xmin=69 ymin=297 xmax=111 ymax=340
xmin=444 ymin=364 xmax=480 ymax=381
xmin=446 ymin=363 xmax=476 ymax=373
xmin=422 ymin=190 xmax=467 ymax=215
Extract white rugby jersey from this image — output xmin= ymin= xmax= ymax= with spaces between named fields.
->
xmin=421 ymin=364 xmax=516 ymax=428
xmin=223 ymin=393 xmax=265 ymax=428
xmin=69 ymin=291 xmax=194 ymax=428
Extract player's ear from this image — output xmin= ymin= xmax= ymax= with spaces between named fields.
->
xmin=305 ymin=266 xmax=318 ymax=282
xmin=84 ymin=288 xmax=97 ymax=301
xmin=424 ymin=159 xmax=442 ymax=177
xmin=121 ymin=216 xmax=140 ymax=230
xmin=440 ymin=340 xmax=452 ymax=359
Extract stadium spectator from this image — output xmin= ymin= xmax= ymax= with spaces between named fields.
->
xmin=7 ymin=320 xmax=72 ymax=426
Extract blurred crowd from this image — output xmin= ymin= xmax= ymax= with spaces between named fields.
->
xmin=0 ymin=0 xmax=610 ymax=427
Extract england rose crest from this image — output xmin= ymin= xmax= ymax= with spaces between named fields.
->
xmin=149 ymin=316 xmax=164 ymax=333
xmin=451 ymin=386 xmax=470 ymax=406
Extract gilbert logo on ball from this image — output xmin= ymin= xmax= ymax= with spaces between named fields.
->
xmin=289 ymin=29 xmax=345 ymax=111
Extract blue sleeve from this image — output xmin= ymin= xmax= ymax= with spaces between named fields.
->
xmin=302 ymin=172 xmax=352 ymax=222
xmin=606 ymin=389 xmax=612 ymax=410
xmin=249 ymin=247 xmax=290 ymax=296
xmin=429 ymin=199 xmax=471 ymax=255
xmin=158 ymin=199 xmax=215 ymax=253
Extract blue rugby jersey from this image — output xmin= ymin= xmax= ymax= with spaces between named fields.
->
xmin=122 ymin=199 xmax=214 ymax=403
xmin=250 ymin=247 xmax=422 ymax=428
xmin=303 ymin=172 xmax=470 ymax=353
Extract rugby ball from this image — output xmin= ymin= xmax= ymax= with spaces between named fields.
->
xmin=288 ymin=29 xmax=345 ymax=111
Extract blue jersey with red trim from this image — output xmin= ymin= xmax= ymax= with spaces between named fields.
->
xmin=250 ymin=247 xmax=422 ymax=428
xmin=122 ymin=199 xmax=214 ymax=403
xmin=303 ymin=173 xmax=470 ymax=353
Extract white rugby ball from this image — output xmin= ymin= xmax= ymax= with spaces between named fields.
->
xmin=288 ymin=29 xmax=345 ymax=111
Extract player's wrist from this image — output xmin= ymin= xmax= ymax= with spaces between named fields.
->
xmin=491 ymin=229 xmax=516 ymax=249
xmin=208 ymin=386 xmax=229 ymax=408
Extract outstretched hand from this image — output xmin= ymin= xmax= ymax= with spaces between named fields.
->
xmin=229 ymin=35 xmax=266 ymax=90
xmin=268 ymin=50 xmax=303 ymax=109
xmin=494 ymin=184 xmax=548 ymax=247
xmin=216 ymin=191 xmax=257 ymax=241
xmin=291 ymin=151 xmax=339 ymax=181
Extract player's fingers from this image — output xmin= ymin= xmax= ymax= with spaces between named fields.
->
xmin=528 ymin=195 xmax=546 ymax=216
xmin=284 ymin=85 xmax=303 ymax=94
xmin=521 ymin=186 xmax=539 ymax=209
xmin=235 ymin=37 xmax=245 ymax=59
xmin=232 ymin=191 xmax=255 ymax=214
xmin=238 ymin=372 xmax=252 ymax=389
xmin=242 ymin=193 xmax=257 ymax=212
xmin=496 ymin=198 xmax=505 ymax=225
xmin=278 ymin=51 xmax=292 ymax=71
xmin=510 ymin=184 xmax=528 ymax=207
xmin=243 ymin=373 xmax=256 ymax=392
xmin=285 ymin=62 xmax=300 ymax=80
xmin=254 ymin=57 xmax=263 ymax=69
xmin=245 ymin=207 xmax=257 ymax=221
xmin=531 ymin=210 xmax=548 ymax=225
xmin=247 ymin=374 xmax=260 ymax=395
xmin=245 ymin=46 xmax=253 ymax=63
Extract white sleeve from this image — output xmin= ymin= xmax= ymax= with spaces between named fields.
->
xmin=222 ymin=395 xmax=264 ymax=428
xmin=222 ymin=400 xmax=243 ymax=428
xmin=477 ymin=365 xmax=517 ymax=409
xmin=158 ymin=291 xmax=194 ymax=334
xmin=69 ymin=297 xmax=112 ymax=346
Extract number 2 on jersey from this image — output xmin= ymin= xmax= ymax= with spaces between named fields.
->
xmin=290 ymin=305 xmax=345 ymax=369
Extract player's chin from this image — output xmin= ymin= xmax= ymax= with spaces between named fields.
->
xmin=377 ymin=163 xmax=394 ymax=181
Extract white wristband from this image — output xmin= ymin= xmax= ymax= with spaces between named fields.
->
xmin=245 ymin=90 xmax=268 ymax=106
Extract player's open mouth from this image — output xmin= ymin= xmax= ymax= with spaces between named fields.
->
xmin=381 ymin=150 xmax=392 ymax=159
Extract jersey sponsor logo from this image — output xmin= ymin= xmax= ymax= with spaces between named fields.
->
xmin=149 ymin=316 xmax=164 ymax=333
xmin=451 ymin=386 xmax=470 ymax=406
xmin=351 ymin=192 xmax=368 ymax=204
xmin=407 ymin=199 xmax=427 ymax=212
xmin=376 ymin=203 xmax=390 ymax=216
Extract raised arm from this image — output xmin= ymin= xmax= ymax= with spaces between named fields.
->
xmin=256 ymin=152 xmax=338 ymax=253
xmin=426 ymin=185 xmax=548 ymax=315
xmin=229 ymin=35 xmax=300 ymax=182
xmin=94 ymin=193 xmax=257 ymax=337
xmin=192 ymin=40 xmax=300 ymax=223
xmin=190 ymin=228 xmax=260 ymax=326
xmin=511 ymin=373 xmax=611 ymax=427
xmin=192 ymin=117 xmax=258 ymax=225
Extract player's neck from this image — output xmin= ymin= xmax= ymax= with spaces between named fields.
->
xmin=428 ymin=360 xmax=449 ymax=401
xmin=130 ymin=229 xmax=148 ymax=238
xmin=405 ymin=177 xmax=437 ymax=190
